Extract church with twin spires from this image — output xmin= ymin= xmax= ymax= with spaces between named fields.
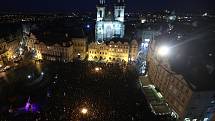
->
xmin=95 ymin=0 xmax=125 ymax=43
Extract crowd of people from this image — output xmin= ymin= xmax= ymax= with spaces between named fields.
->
xmin=0 ymin=61 xmax=174 ymax=121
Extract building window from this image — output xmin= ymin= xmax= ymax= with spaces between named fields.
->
xmin=99 ymin=10 xmax=102 ymax=18
xmin=118 ymin=10 xmax=121 ymax=17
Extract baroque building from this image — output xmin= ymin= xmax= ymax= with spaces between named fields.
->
xmin=88 ymin=39 xmax=138 ymax=63
xmin=95 ymin=0 xmax=125 ymax=43
xmin=0 ymin=38 xmax=20 ymax=65
xmin=27 ymin=32 xmax=87 ymax=62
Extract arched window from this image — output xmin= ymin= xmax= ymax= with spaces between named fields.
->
xmin=99 ymin=10 xmax=102 ymax=18
xmin=118 ymin=10 xmax=121 ymax=17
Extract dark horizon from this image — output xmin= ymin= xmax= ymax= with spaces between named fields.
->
xmin=0 ymin=0 xmax=215 ymax=13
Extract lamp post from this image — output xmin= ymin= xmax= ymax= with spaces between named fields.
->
xmin=81 ymin=108 xmax=88 ymax=115
xmin=157 ymin=46 xmax=170 ymax=57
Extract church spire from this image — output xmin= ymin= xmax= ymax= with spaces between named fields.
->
xmin=117 ymin=0 xmax=125 ymax=4
xmin=99 ymin=0 xmax=105 ymax=5
xmin=114 ymin=0 xmax=125 ymax=22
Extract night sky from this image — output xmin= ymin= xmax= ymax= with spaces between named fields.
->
xmin=0 ymin=0 xmax=214 ymax=12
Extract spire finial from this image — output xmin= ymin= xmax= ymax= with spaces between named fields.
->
xmin=99 ymin=0 xmax=105 ymax=5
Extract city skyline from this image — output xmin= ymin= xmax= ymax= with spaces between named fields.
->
xmin=0 ymin=0 xmax=215 ymax=121
xmin=0 ymin=0 xmax=215 ymax=13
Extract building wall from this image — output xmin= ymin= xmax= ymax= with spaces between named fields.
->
xmin=114 ymin=6 xmax=125 ymax=22
xmin=95 ymin=2 xmax=125 ymax=42
xmin=212 ymin=113 xmax=215 ymax=121
xmin=27 ymin=33 xmax=87 ymax=62
xmin=0 ymin=39 xmax=20 ymax=62
xmin=27 ymin=33 xmax=38 ymax=50
xmin=147 ymin=39 xmax=215 ymax=120
xmin=88 ymin=40 xmax=138 ymax=63
xmin=96 ymin=7 xmax=105 ymax=21
xmin=0 ymin=41 xmax=8 ymax=54
xmin=147 ymin=40 xmax=193 ymax=120
xmin=34 ymin=42 xmax=73 ymax=62
xmin=27 ymin=33 xmax=138 ymax=63
xmin=130 ymin=40 xmax=138 ymax=61
xmin=72 ymin=38 xmax=87 ymax=60
xmin=6 ymin=40 xmax=20 ymax=52
xmin=95 ymin=21 xmax=125 ymax=42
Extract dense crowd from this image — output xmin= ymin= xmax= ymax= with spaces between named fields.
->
xmin=0 ymin=61 xmax=174 ymax=121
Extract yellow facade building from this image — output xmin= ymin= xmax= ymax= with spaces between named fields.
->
xmin=28 ymin=33 xmax=138 ymax=63
xmin=88 ymin=40 xmax=138 ymax=63
xmin=28 ymin=33 xmax=87 ymax=62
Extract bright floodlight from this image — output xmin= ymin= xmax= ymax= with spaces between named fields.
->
xmin=27 ymin=75 xmax=31 ymax=79
xmin=81 ymin=108 xmax=88 ymax=114
xmin=158 ymin=46 xmax=170 ymax=56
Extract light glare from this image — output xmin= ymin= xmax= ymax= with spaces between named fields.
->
xmin=81 ymin=108 xmax=88 ymax=114
xmin=158 ymin=46 xmax=170 ymax=56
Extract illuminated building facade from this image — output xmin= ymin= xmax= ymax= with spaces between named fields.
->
xmin=28 ymin=33 xmax=87 ymax=62
xmin=95 ymin=0 xmax=125 ymax=43
xmin=0 ymin=39 xmax=20 ymax=63
xmin=28 ymin=33 xmax=138 ymax=63
xmin=71 ymin=38 xmax=87 ymax=60
xmin=147 ymin=39 xmax=215 ymax=121
xmin=88 ymin=40 xmax=138 ymax=63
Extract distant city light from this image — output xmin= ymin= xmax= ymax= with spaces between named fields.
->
xmin=41 ymin=72 xmax=44 ymax=75
xmin=141 ymin=19 xmax=146 ymax=24
xmin=202 ymin=13 xmax=208 ymax=17
xmin=158 ymin=46 xmax=170 ymax=57
xmin=86 ymin=24 xmax=90 ymax=29
xmin=169 ymin=16 xmax=176 ymax=21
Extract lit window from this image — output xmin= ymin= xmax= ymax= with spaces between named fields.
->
xmin=184 ymin=118 xmax=190 ymax=121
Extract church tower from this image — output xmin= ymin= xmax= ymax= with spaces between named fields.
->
xmin=114 ymin=0 xmax=125 ymax=22
xmin=95 ymin=0 xmax=125 ymax=43
xmin=97 ymin=0 xmax=106 ymax=21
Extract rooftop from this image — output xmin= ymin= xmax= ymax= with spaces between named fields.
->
xmin=31 ymin=24 xmax=86 ymax=46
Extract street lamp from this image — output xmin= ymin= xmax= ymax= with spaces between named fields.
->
xmin=81 ymin=108 xmax=88 ymax=115
xmin=95 ymin=67 xmax=102 ymax=72
xmin=95 ymin=67 xmax=100 ymax=72
xmin=27 ymin=75 xmax=31 ymax=79
xmin=157 ymin=46 xmax=170 ymax=57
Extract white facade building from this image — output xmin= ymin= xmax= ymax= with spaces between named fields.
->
xmin=95 ymin=0 xmax=125 ymax=43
